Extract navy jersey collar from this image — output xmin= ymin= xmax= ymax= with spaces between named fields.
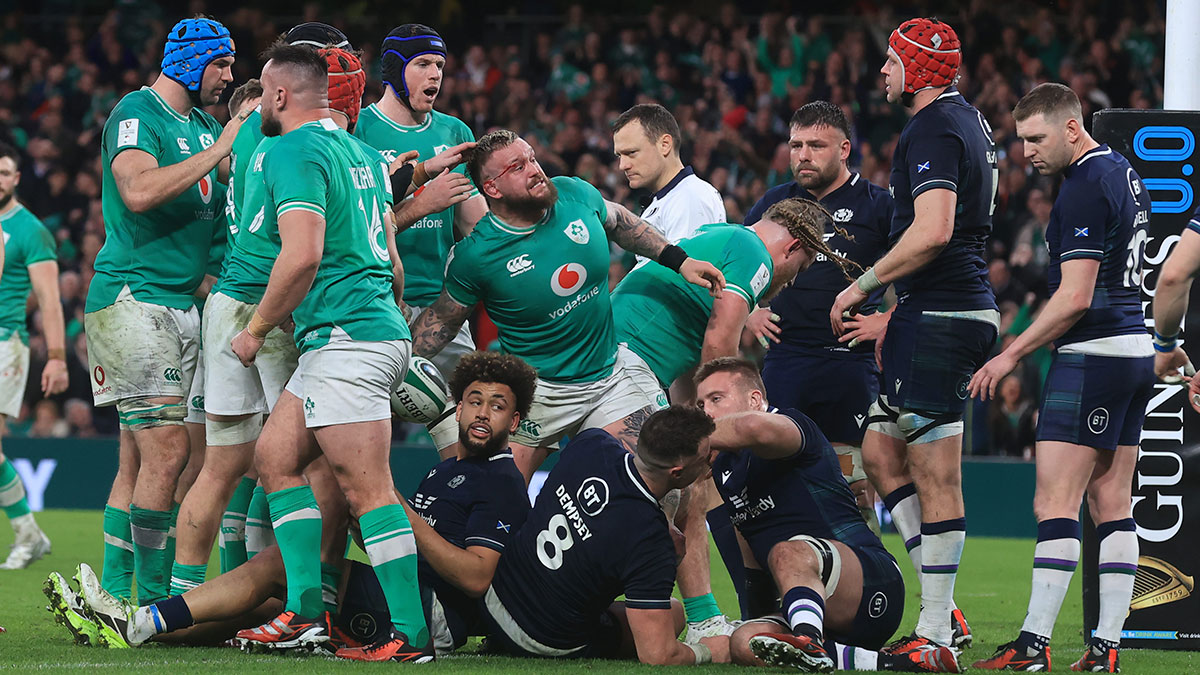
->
xmin=790 ymin=172 xmax=859 ymax=204
xmin=651 ymin=165 xmax=695 ymax=201
xmin=1065 ymin=144 xmax=1112 ymax=178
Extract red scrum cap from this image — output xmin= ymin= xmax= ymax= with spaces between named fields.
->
xmin=888 ymin=18 xmax=961 ymax=95
xmin=321 ymin=47 xmax=365 ymax=129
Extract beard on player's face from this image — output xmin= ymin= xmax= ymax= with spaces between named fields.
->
xmin=0 ymin=186 xmax=15 ymax=211
xmin=260 ymin=108 xmax=282 ymax=137
xmin=458 ymin=422 xmax=511 ymax=458
xmin=501 ymin=176 xmax=558 ymax=221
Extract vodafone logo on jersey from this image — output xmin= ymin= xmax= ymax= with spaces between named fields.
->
xmin=198 ymin=175 xmax=214 ymax=204
xmin=550 ymin=263 xmax=587 ymax=297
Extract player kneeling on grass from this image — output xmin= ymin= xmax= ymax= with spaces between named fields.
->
xmin=694 ymin=357 xmax=959 ymax=673
xmin=479 ymin=405 xmax=731 ymax=665
xmin=44 ymin=351 xmax=536 ymax=657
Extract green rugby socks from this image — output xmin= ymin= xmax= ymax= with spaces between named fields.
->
xmin=267 ymin=486 xmax=324 ymax=618
xmin=360 ymin=503 xmax=428 ymax=647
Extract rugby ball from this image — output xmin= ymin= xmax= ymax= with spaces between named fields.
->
xmin=391 ymin=356 xmax=451 ymax=424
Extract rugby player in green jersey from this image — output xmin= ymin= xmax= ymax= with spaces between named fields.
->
xmin=0 ymin=143 xmax=68 ymax=569
xmin=84 ymin=17 xmax=245 ymax=606
xmin=410 ymin=129 xmax=726 ymax=481
xmin=356 ymin=23 xmax=486 ymax=454
xmin=228 ymin=44 xmax=430 ymax=662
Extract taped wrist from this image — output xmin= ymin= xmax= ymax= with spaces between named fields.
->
xmin=247 ymin=312 xmax=274 ymax=340
xmin=687 ymin=641 xmax=712 ymax=664
xmin=390 ymin=162 xmax=416 ymax=198
xmin=412 ymin=161 xmax=430 ymax=187
xmin=1154 ymin=331 xmax=1179 ymax=353
xmin=658 ymin=244 xmax=687 ymax=273
xmin=856 ymin=267 xmax=883 ymax=294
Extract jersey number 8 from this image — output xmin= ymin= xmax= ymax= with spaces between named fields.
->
xmin=536 ymin=514 xmax=575 ymax=570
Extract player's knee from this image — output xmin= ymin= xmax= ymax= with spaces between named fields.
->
xmin=117 ymin=396 xmax=188 ymax=431
xmin=767 ymin=540 xmax=818 ymax=577
xmin=729 ymin=624 xmax=762 ymax=666
xmin=205 ymin=413 xmax=263 ymax=447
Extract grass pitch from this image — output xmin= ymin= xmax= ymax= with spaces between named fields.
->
xmin=0 ymin=509 xmax=1196 ymax=672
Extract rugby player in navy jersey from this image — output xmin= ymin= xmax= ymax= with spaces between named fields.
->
xmin=49 ymin=352 xmax=536 ymax=659
xmin=1151 ymin=203 xmax=1200 ymax=403
xmin=969 ymin=84 xmax=1152 ymax=673
xmin=829 ymin=18 xmax=997 ymax=656
xmin=480 ymin=405 xmax=731 ymax=665
xmin=743 ymin=101 xmax=894 ymax=533
xmin=694 ymin=357 xmax=959 ymax=673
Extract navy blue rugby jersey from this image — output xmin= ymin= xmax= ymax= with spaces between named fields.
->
xmin=745 ymin=173 xmax=893 ymax=357
xmin=1046 ymin=144 xmax=1150 ymax=347
xmin=711 ymin=407 xmax=889 ymax=567
xmin=487 ymin=429 xmax=676 ymax=652
xmin=1189 ymin=204 xmax=1200 ymax=234
xmin=410 ymin=451 xmax=530 ymax=631
xmin=888 ymin=88 xmax=998 ymax=312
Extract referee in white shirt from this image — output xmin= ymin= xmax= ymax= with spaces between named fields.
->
xmin=613 ymin=104 xmax=726 ymax=264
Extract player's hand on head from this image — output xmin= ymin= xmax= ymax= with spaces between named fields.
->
xmin=1155 ymin=347 xmax=1194 ymax=385
xmin=967 ymin=352 xmax=1018 ymax=402
xmin=425 ymin=141 xmax=477 ymax=175
xmin=829 ymin=283 xmax=868 ymax=336
xmin=680 ymin=258 xmax=725 ymax=298
xmin=231 ymin=328 xmax=264 ymax=367
xmin=744 ymin=308 xmax=781 ymax=349
xmin=41 ymin=358 xmax=68 ymax=396
xmin=415 ymin=170 xmax=474 ymax=214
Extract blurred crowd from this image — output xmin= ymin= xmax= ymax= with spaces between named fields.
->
xmin=0 ymin=1 xmax=1167 ymax=454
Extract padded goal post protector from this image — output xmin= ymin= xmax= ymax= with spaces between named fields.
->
xmin=1084 ymin=109 xmax=1200 ymax=650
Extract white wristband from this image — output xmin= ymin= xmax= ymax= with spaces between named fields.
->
xmin=856 ymin=267 xmax=883 ymax=294
xmin=687 ymin=641 xmax=712 ymax=664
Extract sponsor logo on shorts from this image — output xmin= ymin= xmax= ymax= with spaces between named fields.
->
xmin=577 ymin=477 xmax=610 ymax=517
xmin=854 ymin=414 xmax=866 ymax=427
xmin=518 ymin=417 xmax=541 ymax=439
xmin=720 ymin=470 xmax=733 ymax=484
xmin=550 ymin=263 xmax=587 ymax=297
xmin=163 ymin=368 xmax=182 ymax=383
xmin=506 ymin=254 xmax=534 ymax=277
xmin=304 ymin=397 xmax=316 ymax=419
xmin=448 ymin=475 xmax=465 ymax=489
xmin=93 ymin=366 xmax=105 ymax=386
xmin=564 ymin=219 xmax=590 ymax=245
xmin=868 ymin=591 xmax=888 ymax=618
xmin=350 ymin=612 xmax=377 ymax=641
xmin=1088 ymin=407 xmax=1110 ymax=434
xmin=957 ymin=376 xmax=970 ymax=400
xmin=894 ymin=378 xmax=903 ymax=392
xmin=191 ymin=395 xmax=204 ymax=411
xmin=656 ymin=393 xmax=668 ymax=408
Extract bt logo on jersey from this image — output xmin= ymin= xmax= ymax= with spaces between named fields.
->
xmin=550 ymin=263 xmax=587 ymax=297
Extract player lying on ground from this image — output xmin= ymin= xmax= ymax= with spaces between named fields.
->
xmin=409 ymin=129 xmax=726 ymax=481
xmin=693 ymin=357 xmax=958 ymax=673
xmin=477 ymin=405 xmax=731 ymax=665
xmin=45 ymin=351 xmax=537 ymax=658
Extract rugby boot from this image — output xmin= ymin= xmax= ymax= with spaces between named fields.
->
xmin=749 ymin=632 xmax=836 ymax=672
xmin=74 ymin=562 xmax=137 ymax=647
xmin=43 ymin=572 xmax=101 ymax=646
xmin=1070 ymin=642 xmax=1120 ymax=672
xmin=334 ymin=627 xmax=434 ymax=663
xmin=950 ymin=608 xmax=973 ymax=649
xmin=972 ymin=640 xmax=1050 ymax=671
xmin=882 ymin=632 xmax=938 ymax=655
xmin=2 ymin=523 xmax=51 ymax=569
xmin=880 ymin=643 xmax=965 ymax=672
xmin=235 ymin=610 xmax=329 ymax=653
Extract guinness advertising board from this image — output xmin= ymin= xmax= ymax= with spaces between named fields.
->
xmin=1085 ymin=110 xmax=1200 ymax=650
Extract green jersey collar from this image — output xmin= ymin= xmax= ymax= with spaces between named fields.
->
xmin=365 ymin=104 xmax=432 ymax=133
xmin=0 ymin=202 xmax=25 ymax=222
xmin=487 ymin=206 xmax=550 ymax=236
xmin=142 ymin=86 xmax=190 ymax=123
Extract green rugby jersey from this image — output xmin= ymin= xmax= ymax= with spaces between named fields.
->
xmin=88 ymin=87 xmax=224 ymax=312
xmin=353 ymin=105 xmax=476 ymax=306
xmin=0 ymin=204 xmax=56 ymax=343
xmin=194 ymin=181 xmax=229 ymax=314
xmin=612 ymin=224 xmax=773 ymax=387
xmin=214 ymin=135 xmax=280 ymax=305
xmin=215 ymin=106 xmax=264 ymax=281
xmin=442 ymin=176 xmax=615 ymax=384
xmin=261 ymin=118 xmax=407 ymax=353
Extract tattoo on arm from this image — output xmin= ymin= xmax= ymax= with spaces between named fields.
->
xmin=603 ymin=200 xmax=669 ymax=260
xmin=411 ymin=293 xmax=473 ymax=358
xmin=613 ymin=405 xmax=654 ymax=452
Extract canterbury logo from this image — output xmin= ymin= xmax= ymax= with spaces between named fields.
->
xmin=506 ymin=254 xmax=534 ymax=277
xmin=1131 ymin=556 xmax=1194 ymax=611
xmin=163 ymin=368 xmax=182 ymax=382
